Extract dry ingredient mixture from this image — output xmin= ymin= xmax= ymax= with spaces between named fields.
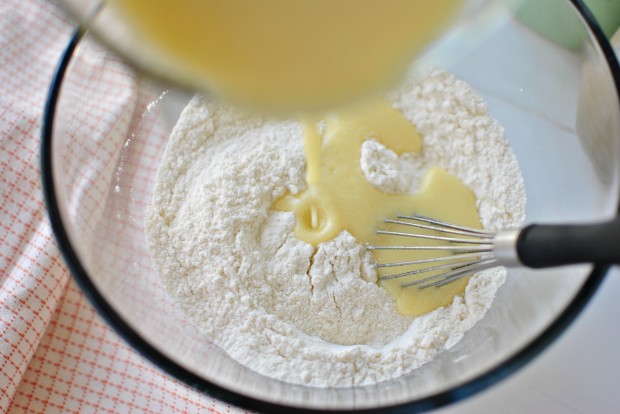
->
xmin=145 ymin=70 xmax=526 ymax=387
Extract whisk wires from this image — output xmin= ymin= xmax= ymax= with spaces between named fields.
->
xmin=368 ymin=215 xmax=496 ymax=289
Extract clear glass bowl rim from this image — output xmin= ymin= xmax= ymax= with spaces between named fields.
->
xmin=40 ymin=1 xmax=620 ymax=412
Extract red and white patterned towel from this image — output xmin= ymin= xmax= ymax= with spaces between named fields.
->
xmin=0 ymin=1 xmax=250 ymax=412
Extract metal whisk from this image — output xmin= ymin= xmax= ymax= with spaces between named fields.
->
xmin=367 ymin=215 xmax=620 ymax=289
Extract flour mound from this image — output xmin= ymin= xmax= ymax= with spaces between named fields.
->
xmin=145 ymin=70 xmax=526 ymax=387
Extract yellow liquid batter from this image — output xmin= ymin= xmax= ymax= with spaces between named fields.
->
xmin=275 ymin=101 xmax=481 ymax=316
xmin=108 ymin=0 xmax=462 ymax=110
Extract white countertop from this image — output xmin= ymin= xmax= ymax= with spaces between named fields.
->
xmin=436 ymin=266 xmax=620 ymax=414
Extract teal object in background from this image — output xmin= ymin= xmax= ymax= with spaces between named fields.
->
xmin=516 ymin=0 xmax=620 ymax=49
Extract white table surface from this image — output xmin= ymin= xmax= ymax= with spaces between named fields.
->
xmin=435 ymin=266 xmax=620 ymax=414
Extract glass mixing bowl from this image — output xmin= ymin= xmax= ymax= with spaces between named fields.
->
xmin=42 ymin=1 xmax=620 ymax=412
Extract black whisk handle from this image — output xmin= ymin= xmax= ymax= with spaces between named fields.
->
xmin=517 ymin=216 xmax=620 ymax=268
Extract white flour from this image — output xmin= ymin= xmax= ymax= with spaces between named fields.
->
xmin=145 ymin=70 xmax=526 ymax=387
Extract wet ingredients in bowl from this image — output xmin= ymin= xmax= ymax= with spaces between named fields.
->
xmin=274 ymin=100 xmax=482 ymax=317
xmin=144 ymin=70 xmax=526 ymax=387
